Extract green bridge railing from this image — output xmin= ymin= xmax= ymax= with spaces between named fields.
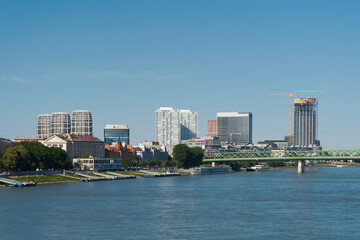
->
xmin=203 ymin=150 xmax=360 ymax=162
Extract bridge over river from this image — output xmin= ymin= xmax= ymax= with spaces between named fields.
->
xmin=203 ymin=150 xmax=360 ymax=173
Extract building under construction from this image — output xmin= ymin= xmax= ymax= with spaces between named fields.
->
xmin=293 ymin=97 xmax=320 ymax=148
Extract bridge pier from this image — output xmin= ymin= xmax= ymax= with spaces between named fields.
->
xmin=298 ymin=160 xmax=305 ymax=173
xmin=212 ymin=162 xmax=216 ymax=167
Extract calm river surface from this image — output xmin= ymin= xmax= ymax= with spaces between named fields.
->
xmin=1 ymin=167 xmax=360 ymax=240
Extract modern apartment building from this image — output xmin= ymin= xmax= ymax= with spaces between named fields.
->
xmin=104 ymin=124 xmax=130 ymax=146
xmin=293 ymin=97 xmax=318 ymax=148
xmin=217 ymin=112 xmax=253 ymax=145
xmin=71 ymin=110 xmax=93 ymax=136
xmin=50 ymin=112 xmax=71 ymax=135
xmin=37 ymin=114 xmax=51 ymax=138
xmin=155 ymin=107 xmax=198 ymax=145
xmin=37 ymin=110 xmax=92 ymax=138
xmin=207 ymin=120 xmax=217 ymax=137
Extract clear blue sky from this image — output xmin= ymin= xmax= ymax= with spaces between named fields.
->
xmin=1 ymin=0 xmax=359 ymax=149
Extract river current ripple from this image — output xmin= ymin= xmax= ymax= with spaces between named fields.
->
xmin=1 ymin=167 xmax=360 ymax=240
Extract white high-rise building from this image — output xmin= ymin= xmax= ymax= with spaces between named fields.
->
xmin=37 ymin=114 xmax=51 ymax=138
xmin=156 ymin=107 xmax=198 ymax=145
xmin=71 ymin=110 xmax=93 ymax=136
xmin=51 ymin=112 xmax=71 ymax=135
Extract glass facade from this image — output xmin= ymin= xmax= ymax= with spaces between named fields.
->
xmin=104 ymin=125 xmax=130 ymax=146
xmin=217 ymin=112 xmax=252 ymax=145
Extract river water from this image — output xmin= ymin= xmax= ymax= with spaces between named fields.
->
xmin=1 ymin=167 xmax=360 ymax=240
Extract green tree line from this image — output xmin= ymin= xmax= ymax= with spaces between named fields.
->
xmin=172 ymin=144 xmax=204 ymax=168
xmin=121 ymin=145 xmax=204 ymax=169
xmin=0 ymin=142 xmax=72 ymax=171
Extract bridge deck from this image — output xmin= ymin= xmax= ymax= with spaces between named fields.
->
xmin=204 ymin=150 xmax=360 ymax=162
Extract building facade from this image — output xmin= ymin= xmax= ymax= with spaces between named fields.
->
xmin=155 ymin=107 xmax=198 ymax=145
xmin=37 ymin=114 xmax=51 ymax=138
xmin=104 ymin=125 xmax=130 ymax=146
xmin=71 ymin=110 xmax=93 ymax=136
xmin=136 ymin=143 xmax=168 ymax=161
xmin=217 ymin=112 xmax=253 ymax=145
xmin=50 ymin=112 xmax=71 ymax=135
xmin=293 ymin=97 xmax=318 ymax=148
xmin=207 ymin=120 xmax=217 ymax=137
xmin=42 ymin=134 xmax=105 ymax=159
xmin=183 ymin=136 xmax=221 ymax=157
xmin=73 ymin=157 xmax=122 ymax=171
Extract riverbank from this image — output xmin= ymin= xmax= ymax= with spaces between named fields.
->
xmin=1 ymin=169 xmax=188 ymax=186
xmin=2 ymin=164 xmax=359 ymax=186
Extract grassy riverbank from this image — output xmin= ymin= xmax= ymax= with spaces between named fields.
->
xmin=3 ymin=169 xmax=186 ymax=184
xmin=8 ymin=174 xmax=78 ymax=184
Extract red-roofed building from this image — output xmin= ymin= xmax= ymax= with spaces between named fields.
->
xmin=42 ymin=134 xmax=105 ymax=158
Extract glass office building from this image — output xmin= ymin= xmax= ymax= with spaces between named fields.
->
xmin=217 ymin=112 xmax=252 ymax=145
xmin=104 ymin=125 xmax=130 ymax=146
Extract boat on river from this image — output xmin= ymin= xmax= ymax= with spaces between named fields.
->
xmin=143 ymin=170 xmax=181 ymax=177
xmin=250 ymin=165 xmax=269 ymax=171
xmin=189 ymin=165 xmax=232 ymax=175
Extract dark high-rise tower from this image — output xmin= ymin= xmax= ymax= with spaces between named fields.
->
xmin=293 ymin=97 xmax=318 ymax=148
xmin=217 ymin=112 xmax=252 ymax=145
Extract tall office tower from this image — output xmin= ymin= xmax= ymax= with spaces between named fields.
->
xmin=37 ymin=114 xmax=51 ymax=138
xmin=217 ymin=112 xmax=252 ymax=145
xmin=50 ymin=112 xmax=71 ymax=135
xmin=293 ymin=97 xmax=318 ymax=148
xmin=104 ymin=124 xmax=130 ymax=146
xmin=156 ymin=107 xmax=198 ymax=145
xmin=207 ymin=120 xmax=217 ymax=137
xmin=71 ymin=110 xmax=93 ymax=136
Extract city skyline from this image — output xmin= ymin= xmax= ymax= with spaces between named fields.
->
xmin=1 ymin=1 xmax=360 ymax=149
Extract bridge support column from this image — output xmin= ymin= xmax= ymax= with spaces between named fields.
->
xmin=212 ymin=162 xmax=216 ymax=167
xmin=298 ymin=160 xmax=304 ymax=173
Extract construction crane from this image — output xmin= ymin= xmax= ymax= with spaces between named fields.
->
xmin=294 ymin=90 xmax=325 ymax=144
xmin=267 ymin=93 xmax=298 ymax=145
xmin=218 ymin=131 xmax=242 ymax=144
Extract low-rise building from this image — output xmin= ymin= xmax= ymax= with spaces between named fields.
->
xmin=73 ymin=157 xmax=122 ymax=171
xmin=13 ymin=138 xmax=44 ymax=143
xmin=42 ymin=134 xmax=105 ymax=159
xmin=105 ymin=142 xmax=137 ymax=161
xmin=136 ymin=143 xmax=168 ymax=161
xmin=182 ymin=136 xmax=221 ymax=157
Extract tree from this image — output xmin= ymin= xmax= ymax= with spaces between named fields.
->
xmin=188 ymin=147 xmax=204 ymax=168
xmin=172 ymin=144 xmax=204 ymax=169
xmin=0 ymin=142 xmax=72 ymax=171
xmin=122 ymin=158 xmax=138 ymax=169
xmin=0 ymin=145 xmax=31 ymax=171
xmin=80 ymin=152 xmax=94 ymax=158
xmin=172 ymin=144 xmax=191 ymax=168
